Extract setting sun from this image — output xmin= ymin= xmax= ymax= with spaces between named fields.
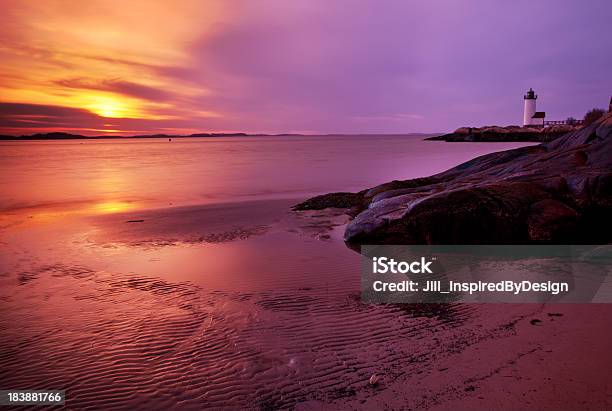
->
xmin=86 ymin=96 xmax=130 ymax=118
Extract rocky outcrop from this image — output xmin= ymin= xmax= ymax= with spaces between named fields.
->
xmin=427 ymin=124 xmax=579 ymax=142
xmin=292 ymin=192 xmax=365 ymax=214
xmin=294 ymin=113 xmax=612 ymax=245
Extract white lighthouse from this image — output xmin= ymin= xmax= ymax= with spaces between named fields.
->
xmin=523 ymin=88 xmax=546 ymax=126
xmin=523 ymin=88 xmax=537 ymax=126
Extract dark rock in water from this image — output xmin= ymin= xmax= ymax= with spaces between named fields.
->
xmin=299 ymin=113 xmax=612 ymax=245
xmin=293 ymin=192 xmax=365 ymax=213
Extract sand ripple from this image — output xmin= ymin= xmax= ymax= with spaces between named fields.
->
xmin=0 ymin=260 xmax=538 ymax=410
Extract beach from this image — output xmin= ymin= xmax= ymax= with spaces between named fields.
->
xmin=1 ymin=135 xmax=610 ymax=409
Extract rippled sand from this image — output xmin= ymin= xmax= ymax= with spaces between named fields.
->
xmin=1 ymin=199 xmax=611 ymax=410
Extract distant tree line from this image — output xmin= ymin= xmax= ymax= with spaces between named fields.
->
xmin=563 ymin=108 xmax=606 ymax=127
xmin=582 ymin=108 xmax=605 ymax=126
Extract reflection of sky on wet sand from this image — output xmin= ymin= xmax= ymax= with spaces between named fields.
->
xmin=0 ymin=197 xmax=543 ymax=409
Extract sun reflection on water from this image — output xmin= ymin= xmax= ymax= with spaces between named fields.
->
xmin=6 ymin=201 xmax=137 ymax=228
xmin=92 ymin=201 xmax=134 ymax=214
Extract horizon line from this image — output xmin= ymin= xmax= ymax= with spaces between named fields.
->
xmin=0 ymin=131 xmax=441 ymax=139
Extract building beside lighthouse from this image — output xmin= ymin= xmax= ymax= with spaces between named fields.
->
xmin=523 ymin=88 xmax=545 ymax=126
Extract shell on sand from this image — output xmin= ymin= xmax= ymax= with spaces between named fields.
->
xmin=369 ymin=373 xmax=380 ymax=386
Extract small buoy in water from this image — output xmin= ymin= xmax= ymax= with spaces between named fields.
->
xmin=369 ymin=373 xmax=380 ymax=386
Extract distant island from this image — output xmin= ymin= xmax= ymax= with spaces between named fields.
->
xmin=0 ymin=132 xmax=436 ymax=140
xmin=426 ymin=124 xmax=580 ymax=143
xmin=0 ymin=132 xmax=258 ymax=140
xmin=0 ymin=129 xmax=575 ymax=142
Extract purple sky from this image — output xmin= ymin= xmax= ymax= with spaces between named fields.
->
xmin=1 ymin=0 xmax=610 ymax=134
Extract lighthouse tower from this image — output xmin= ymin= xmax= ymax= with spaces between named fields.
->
xmin=523 ymin=88 xmax=538 ymax=126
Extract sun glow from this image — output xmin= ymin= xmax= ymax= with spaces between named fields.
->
xmin=93 ymin=201 xmax=133 ymax=214
xmin=87 ymin=96 xmax=131 ymax=118
xmin=94 ymin=101 xmax=122 ymax=118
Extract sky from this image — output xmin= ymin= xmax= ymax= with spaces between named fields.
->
xmin=0 ymin=0 xmax=610 ymax=135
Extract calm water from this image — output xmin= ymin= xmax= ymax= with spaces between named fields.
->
xmin=0 ymin=135 xmax=533 ymax=213
xmin=0 ymin=135 xmax=541 ymax=409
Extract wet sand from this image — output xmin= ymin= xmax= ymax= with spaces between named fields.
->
xmin=1 ymin=198 xmax=610 ymax=409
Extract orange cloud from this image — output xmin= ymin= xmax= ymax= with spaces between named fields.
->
xmin=0 ymin=0 xmax=224 ymax=134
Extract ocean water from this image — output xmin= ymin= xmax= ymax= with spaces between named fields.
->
xmin=0 ymin=135 xmax=546 ymax=409
xmin=0 ymin=135 xmax=533 ymax=212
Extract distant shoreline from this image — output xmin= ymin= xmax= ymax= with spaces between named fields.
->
xmin=0 ymin=132 xmax=282 ymax=140
xmin=0 ymin=127 xmax=580 ymax=142
xmin=0 ymin=132 xmax=438 ymax=141
xmin=426 ymin=124 xmax=581 ymax=143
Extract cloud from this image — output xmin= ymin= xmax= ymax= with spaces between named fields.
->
xmin=55 ymin=78 xmax=175 ymax=102
xmin=0 ymin=102 xmax=105 ymax=133
xmin=0 ymin=102 xmax=100 ymax=121
xmin=0 ymin=102 xmax=225 ymax=135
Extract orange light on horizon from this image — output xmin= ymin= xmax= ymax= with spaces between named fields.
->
xmin=93 ymin=201 xmax=134 ymax=214
xmin=88 ymin=96 xmax=131 ymax=118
